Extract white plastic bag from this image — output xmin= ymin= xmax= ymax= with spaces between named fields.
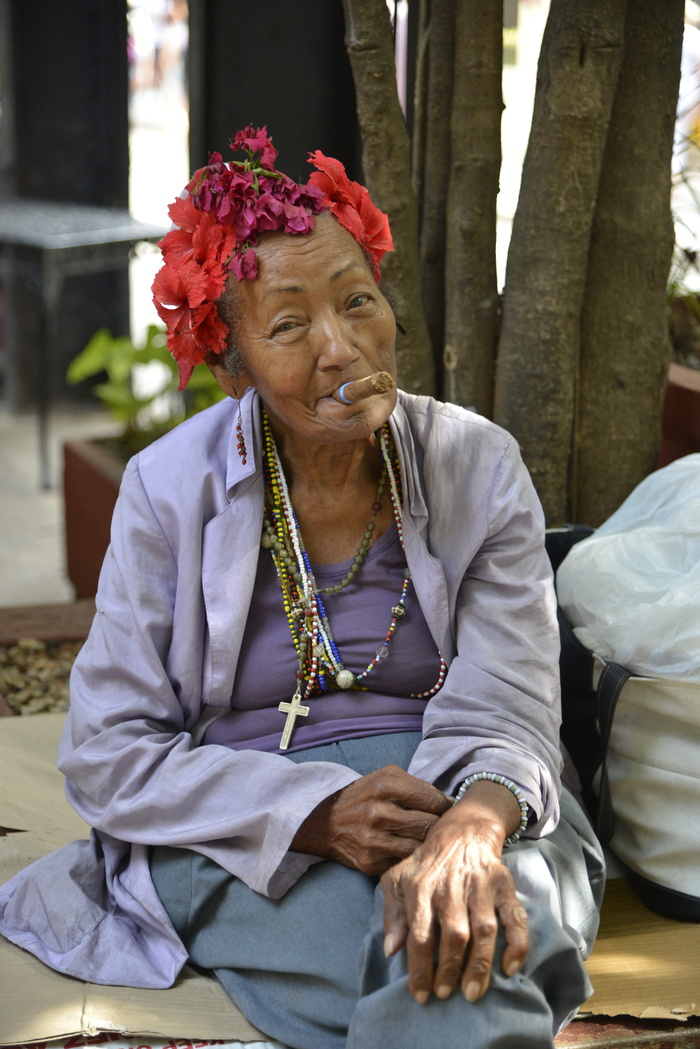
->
xmin=556 ymin=453 xmax=700 ymax=681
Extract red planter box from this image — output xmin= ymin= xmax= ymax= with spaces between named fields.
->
xmin=63 ymin=439 xmax=125 ymax=599
xmin=658 ymin=362 xmax=700 ymax=468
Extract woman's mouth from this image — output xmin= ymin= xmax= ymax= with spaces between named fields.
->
xmin=332 ymin=372 xmax=394 ymax=405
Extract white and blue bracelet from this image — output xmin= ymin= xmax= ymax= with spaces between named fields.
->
xmin=455 ymin=771 xmax=530 ymax=846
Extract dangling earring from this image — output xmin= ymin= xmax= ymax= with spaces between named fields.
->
xmin=235 ymin=396 xmax=248 ymax=464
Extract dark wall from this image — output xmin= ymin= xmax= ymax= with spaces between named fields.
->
xmin=10 ymin=0 xmax=129 ymax=205
xmin=0 ymin=0 xmax=365 ymax=409
xmin=0 ymin=0 xmax=130 ymax=409
xmin=188 ymin=0 xmax=362 ymax=183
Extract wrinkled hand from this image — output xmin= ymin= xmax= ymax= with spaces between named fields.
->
xmin=381 ymin=780 xmax=530 ymax=1004
xmin=290 ymin=765 xmax=453 ymax=875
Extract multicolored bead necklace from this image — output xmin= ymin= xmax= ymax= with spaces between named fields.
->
xmin=260 ymin=409 xmax=447 ymax=750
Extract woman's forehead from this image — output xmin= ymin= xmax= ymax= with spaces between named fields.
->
xmin=253 ymin=217 xmax=371 ymax=283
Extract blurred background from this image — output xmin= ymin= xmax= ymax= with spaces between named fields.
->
xmin=0 ymin=0 xmax=697 ymax=608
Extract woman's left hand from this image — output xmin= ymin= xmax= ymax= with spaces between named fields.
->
xmin=380 ymin=779 xmax=530 ymax=1005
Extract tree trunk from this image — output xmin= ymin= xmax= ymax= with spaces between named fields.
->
xmin=493 ymin=0 xmax=627 ymax=525
xmin=342 ymin=0 xmax=434 ymax=395
xmin=411 ymin=0 xmax=431 ymax=206
xmin=417 ymin=0 xmax=455 ymax=387
xmin=573 ymin=0 xmax=684 ymax=525
xmin=442 ymin=0 xmax=502 ymax=414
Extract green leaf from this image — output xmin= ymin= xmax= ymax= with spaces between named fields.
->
xmin=66 ymin=329 xmax=116 ymax=383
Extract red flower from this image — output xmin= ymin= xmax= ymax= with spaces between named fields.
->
xmin=307 ymin=151 xmax=393 ymax=280
xmin=166 ymin=301 xmax=228 ymax=390
xmin=152 ymin=258 xmax=210 ymax=312
xmin=152 ymin=252 xmax=229 ymax=388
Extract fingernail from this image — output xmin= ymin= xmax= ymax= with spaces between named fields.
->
xmin=384 ymin=933 xmax=399 ymax=957
xmin=435 ymin=983 xmax=452 ymax=999
xmin=506 ymin=960 xmax=521 ymax=977
xmin=465 ymin=981 xmax=481 ymax=1002
xmin=414 ymin=990 xmax=429 ymax=1005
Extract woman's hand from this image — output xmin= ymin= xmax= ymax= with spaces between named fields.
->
xmin=290 ymin=764 xmax=454 ymax=875
xmin=380 ymin=779 xmax=530 ymax=1004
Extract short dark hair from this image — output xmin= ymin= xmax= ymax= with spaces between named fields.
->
xmin=215 ymin=282 xmax=245 ymax=378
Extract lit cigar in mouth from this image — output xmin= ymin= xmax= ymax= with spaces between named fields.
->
xmin=333 ymin=372 xmax=395 ymax=405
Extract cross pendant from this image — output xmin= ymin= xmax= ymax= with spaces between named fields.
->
xmin=278 ymin=690 xmax=310 ymax=750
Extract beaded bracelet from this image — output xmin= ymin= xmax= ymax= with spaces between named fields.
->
xmin=455 ymin=771 xmax=530 ymax=846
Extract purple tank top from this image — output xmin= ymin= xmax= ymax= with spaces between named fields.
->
xmin=204 ymin=523 xmax=443 ymax=753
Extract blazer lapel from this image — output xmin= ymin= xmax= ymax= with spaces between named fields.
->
xmin=201 ymin=473 xmax=264 ymax=706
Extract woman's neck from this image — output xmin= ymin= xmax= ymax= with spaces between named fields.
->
xmin=273 ymin=429 xmax=383 ymax=499
xmin=265 ymin=421 xmax=395 ymax=565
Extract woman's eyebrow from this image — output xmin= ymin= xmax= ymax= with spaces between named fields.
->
xmin=265 ymin=284 xmax=303 ymax=296
xmin=263 ymin=264 xmax=360 ymax=299
xmin=330 ymin=263 xmax=356 ymax=282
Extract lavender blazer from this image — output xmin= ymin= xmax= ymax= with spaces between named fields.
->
xmin=0 ymin=390 xmax=562 ymax=987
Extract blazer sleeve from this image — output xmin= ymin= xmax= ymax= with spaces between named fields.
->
xmin=407 ymin=430 xmax=562 ymax=837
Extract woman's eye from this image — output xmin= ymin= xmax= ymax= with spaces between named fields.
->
xmin=348 ymin=294 xmax=371 ymax=310
xmin=272 ymin=320 xmax=297 ymax=335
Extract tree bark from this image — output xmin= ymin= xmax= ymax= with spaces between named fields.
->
xmin=493 ymin=0 xmax=627 ymax=525
xmin=573 ymin=0 xmax=684 ymax=525
xmin=411 ymin=0 xmax=431 ymax=206
xmin=417 ymin=0 xmax=455 ymax=386
xmin=442 ymin=0 xmax=502 ymax=414
xmin=342 ymin=0 xmax=434 ymax=395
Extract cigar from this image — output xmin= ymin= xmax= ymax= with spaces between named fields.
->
xmin=333 ymin=372 xmax=395 ymax=404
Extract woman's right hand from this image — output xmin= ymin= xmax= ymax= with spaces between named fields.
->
xmin=290 ymin=765 xmax=454 ymax=875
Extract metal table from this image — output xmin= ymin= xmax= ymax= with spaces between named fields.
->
xmin=0 ymin=198 xmax=167 ymax=486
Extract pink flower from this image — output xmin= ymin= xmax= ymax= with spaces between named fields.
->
xmin=228 ymin=246 xmax=258 ymax=282
xmin=231 ymin=125 xmax=278 ymax=170
xmin=254 ymin=191 xmax=286 ymax=231
xmin=283 ymin=201 xmax=315 ymax=234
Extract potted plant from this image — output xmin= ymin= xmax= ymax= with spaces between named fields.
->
xmin=64 ymin=325 xmax=225 ymax=597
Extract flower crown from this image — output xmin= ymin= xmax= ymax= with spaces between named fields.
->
xmin=152 ymin=126 xmax=394 ymax=389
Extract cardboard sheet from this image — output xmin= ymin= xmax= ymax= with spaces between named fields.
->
xmin=0 ymin=715 xmax=267 ymax=1046
xmin=584 ymin=878 xmax=700 ymax=1021
xmin=2 ymin=712 xmax=700 ymax=1045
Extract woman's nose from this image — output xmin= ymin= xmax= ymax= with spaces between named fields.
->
xmin=314 ymin=313 xmax=358 ymax=369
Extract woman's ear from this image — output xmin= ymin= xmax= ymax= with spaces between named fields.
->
xmin=204 ymin=351 xmax=250 ymax=400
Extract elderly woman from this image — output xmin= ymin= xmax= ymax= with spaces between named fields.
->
xmin=0 ymin=127 xmax=603 ymax=1049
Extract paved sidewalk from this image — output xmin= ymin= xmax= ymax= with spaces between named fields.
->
xmin=0 ymin=407 xmax=119 ymax=608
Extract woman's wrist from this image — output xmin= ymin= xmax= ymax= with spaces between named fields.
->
xmin=454 ymin=773 xmax=529 ymax=845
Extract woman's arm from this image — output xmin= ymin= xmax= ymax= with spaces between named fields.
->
xmin=290 ymin=765 xmax=454 ymax=873
xmin=405 ymin=420 xmax=562 ymax=833
xmin=384 ymin=405 xmax=563 ymax=1001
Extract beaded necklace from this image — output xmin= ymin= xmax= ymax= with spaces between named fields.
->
xmin=260 ymin=409 xmax=447 ymax=749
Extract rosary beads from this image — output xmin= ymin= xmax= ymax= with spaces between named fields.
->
xmin=260 ymin=410 xmax=447 ymax=748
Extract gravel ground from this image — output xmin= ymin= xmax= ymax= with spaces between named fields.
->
xmin=0 ymin=638 xmax=83 ymax=715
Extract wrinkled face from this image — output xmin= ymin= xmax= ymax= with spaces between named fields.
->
xmin=210 ymin=214 xmax=397 ymax=447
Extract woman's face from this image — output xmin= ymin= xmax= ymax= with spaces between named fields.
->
xmin=211 ymin=215 xmax=398 ymax=448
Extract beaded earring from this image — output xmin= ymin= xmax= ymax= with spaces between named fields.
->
xmin=235 ymin=398 xmax=247 ymax=464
